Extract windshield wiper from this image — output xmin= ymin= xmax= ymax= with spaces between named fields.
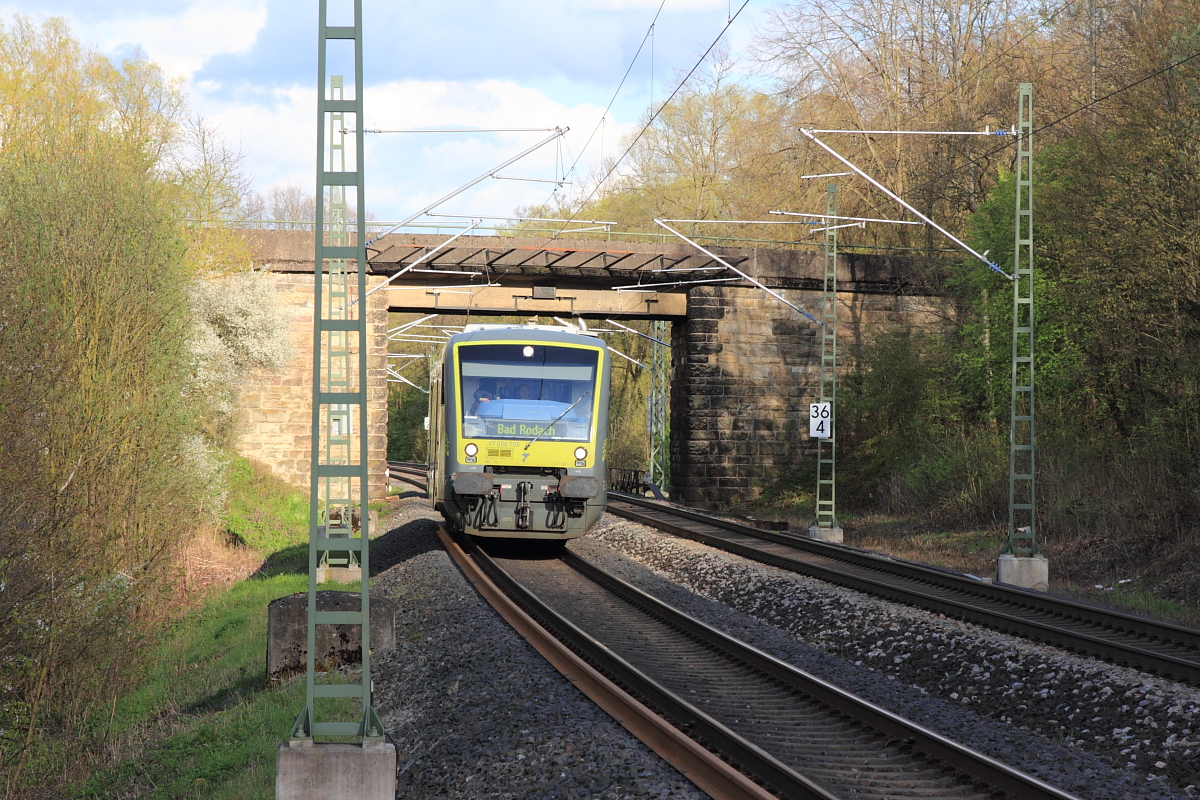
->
xmin=524 ymin=391 xmax=591 ymax=451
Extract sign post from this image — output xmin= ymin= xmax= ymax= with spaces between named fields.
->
xmin=809 ymin=402 xmax=831 ymax=438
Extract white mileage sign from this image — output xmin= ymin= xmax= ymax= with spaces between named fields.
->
xmin=809 ymin=402 xmax=831 ymax=438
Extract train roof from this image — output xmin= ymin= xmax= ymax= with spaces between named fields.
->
xmin=461 ymin=323 xmax=599 ymax=337
xmin=451 ymin=323 xmax=605 ymax=347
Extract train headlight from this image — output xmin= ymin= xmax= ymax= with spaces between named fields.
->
xmin=574 ymin=446 xmax=588 ymax=460
xmin=464 ymin=443 xmax=478 ymax=457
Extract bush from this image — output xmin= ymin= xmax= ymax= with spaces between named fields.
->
xmin=0 ymin=16 xmax=273 ymax=794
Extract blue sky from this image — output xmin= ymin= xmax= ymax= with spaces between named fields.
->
xmin=2 ymin=1 xmax=774 ymax=224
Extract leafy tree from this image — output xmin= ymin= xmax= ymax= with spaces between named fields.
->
xmin=0 ymin=15 xmax=284 ymax=794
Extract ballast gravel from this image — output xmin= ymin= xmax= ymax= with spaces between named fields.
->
xmin=368 ymin=501 xmax=709 ymax=800
xmin=365 ymin=494 xmax=1200 ymax=799
xmin=585 ymin=518 xmax=1200 ymax=800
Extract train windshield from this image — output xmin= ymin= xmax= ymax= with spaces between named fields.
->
xmin=458 ymin=343 xmax=599 ymax=442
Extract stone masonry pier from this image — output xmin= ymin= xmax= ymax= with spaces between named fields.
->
xmin=671 ymin=284 xmax=945 ymax=507
xmin=236 ymin=234 xmax=390 ymax=499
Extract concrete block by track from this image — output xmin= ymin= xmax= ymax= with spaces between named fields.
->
xmin=266 ymin=591 xmax=398 ymax=681
xmin=997 ymin=554 xmax=1049 ymax=592
xmin=276 ymin=742 xmax=396 ymax=800
xmin=807 ymin=525 xmax=844 ymax=543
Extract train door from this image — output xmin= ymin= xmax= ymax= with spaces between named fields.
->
xmin=427 ymin=352 xmax=445 ymax=508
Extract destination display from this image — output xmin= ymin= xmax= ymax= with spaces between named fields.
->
xmin=457 ymin=342 xmax=599 ymax=442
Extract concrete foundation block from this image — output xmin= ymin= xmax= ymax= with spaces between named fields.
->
xmin=807 ymin=525 xmax=844 ymax=543
xmin=315 ymin=566 xmax=361 ymax=584
xmin=267 ymin=591 xmax=398 ymax=681
xmin=276 ymin=742 xmax=396 ymax=800
xmin=997 ymin=554 xmax=1049 ymax=592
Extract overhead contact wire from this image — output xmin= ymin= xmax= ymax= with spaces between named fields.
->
xmin=554 ymin=1 xmax=668 ymax=202
xmin=523 ymin=1 xmax=751 ymax=252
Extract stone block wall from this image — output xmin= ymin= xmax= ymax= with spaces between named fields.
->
xmin=236 ymin=272 xmax=389 ymax=500
xmin=670 ymin=285 xmax=948 ymax=508
xmin=232 ymin=230 xmax=952 ymax=510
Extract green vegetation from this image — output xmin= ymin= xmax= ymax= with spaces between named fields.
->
xmin=0 ymin=16 xmax=290 ymax=797
xmin=0 ymin=16 xmax=207 ymax=794
xmin=74 ymin=573 xmax=308 ymax=800
xmin=0 ymin=452 xmax=310 ymax=799
xmin=387 ymin=376 xmax=430 ymax=463
xmin=225 ymin=457 xmax=311 ymax=554
xmin=0 ymin=456 xmax=313 ymax=800
xmin=68 ymin=454 xmax=314 ymax=799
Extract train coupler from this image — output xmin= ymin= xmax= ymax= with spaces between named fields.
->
xmin=515 ymin=481 xmax=534 ymax=529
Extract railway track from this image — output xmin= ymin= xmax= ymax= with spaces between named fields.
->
xmin=390 ymin=461 xmax=1200 ymax=683
xmin=386 ymin=460 xmax=427 ymax=491
xmin=443 ymin=528 xmax=1081 ymax=800
xmin=607 ymin=492 xmax=1200 ymax=685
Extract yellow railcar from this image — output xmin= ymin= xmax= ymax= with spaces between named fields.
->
xmin=428 ymin=324 xmax=610 ymax=539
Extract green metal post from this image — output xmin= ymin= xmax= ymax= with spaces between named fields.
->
xmin=293 ymin=0 xmax=385 ymax=743
xmin=1004 ymin=83 xmax=1040 ymax=556
xmin=648 ymin=320 xmax=670 ymax=490
xmin=814 ymin=183 xmax=838 ymax=529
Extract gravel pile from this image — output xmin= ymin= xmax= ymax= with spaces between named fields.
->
xmin=586 ymin=518 xmax=1200 ymax=799
xmin=368 ymin=500 xmax=709 ymax=800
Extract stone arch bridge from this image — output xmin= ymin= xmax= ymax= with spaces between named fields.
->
xmin=236 ymin=230 xmax=945 ymax=508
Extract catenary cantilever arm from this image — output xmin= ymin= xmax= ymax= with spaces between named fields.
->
xmin=797 ymin=128 xmax=1014 ymax=281
xmin=654 ymin=220 xmax=821 ymax=324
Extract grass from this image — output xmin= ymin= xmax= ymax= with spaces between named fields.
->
xmin=68 ymin=456 xmax=372 ymax=799
xmin=75 ymin=573 xmax=308 ymax=800
xmin=730 ymin=494 xmax=1200 ymax=629
xmin=843 ymin=515 xmax=1007 ymax=579
xmin=223 ymin=457 xmax=310 ymax=553
xmin=1051 ymin=582 xmax=1200 ymax=628
xmin=842 ymin=516 xmax=1200 ymax=627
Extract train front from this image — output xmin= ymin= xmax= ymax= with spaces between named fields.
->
xmin=442 ymin=327 xmax=610 ymax=539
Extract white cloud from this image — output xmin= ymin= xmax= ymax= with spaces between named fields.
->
xmin=366 ymin=79 xmax=595 ymax=132
xmin=363 ymin=79 xmax=637 ymax=218
xmin=78 ymin=1 xmax=267 ymax=78
xmin=204 ymin=84 xmax=314 ymax=190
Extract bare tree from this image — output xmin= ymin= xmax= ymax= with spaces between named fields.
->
xmin=269 ymin=184 xmax=317 ymax=229
xmin=168 ymin=113 xmax=252 ymax=223
xmin=754 ymin=0 xmax=1045 ymax=218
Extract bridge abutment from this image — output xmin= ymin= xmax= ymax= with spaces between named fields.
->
xmin=236 ymin=268 xmax=389 ymax=500
xmin=670 ymin=283 xmax=947 ymax=508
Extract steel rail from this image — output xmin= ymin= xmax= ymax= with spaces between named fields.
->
xmin=437 ymin=527 xmax=779 ymax=800
xmin=460 ymin=533 xmax=1080 ymax=800
xmin=608 ymin=493 xmax=1200 ymax=684
xmin=468 ymin=540 xmax=837 ymax=800
xmin=386 ymin=461 xmax=427 ymax=491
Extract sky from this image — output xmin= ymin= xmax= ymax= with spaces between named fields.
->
xmin=1 ymin=1 xmax=776 ymax=226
